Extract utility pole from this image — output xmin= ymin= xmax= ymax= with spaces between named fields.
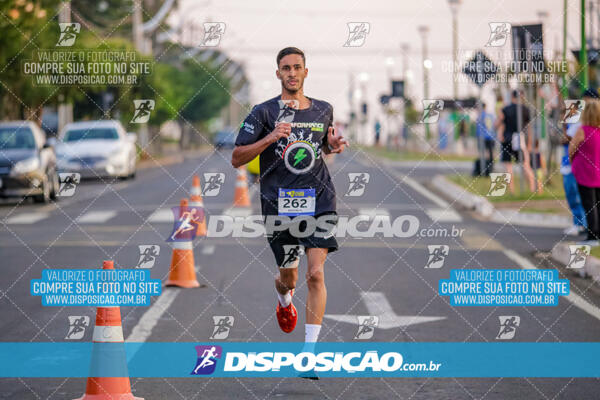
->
xmin=581 ymin=0 xmax=588 ymax=93
xmin=133 ymin=0 xmax=149 ymax=150
xmin=448 ymin=0 xmax=462 ymax=100
xmin=57 ymin=1 xmax=73 ymax=134
xmin=418 ymin=25 xmax=430 ymax=142
xmin=562 ymin=0 xmax=568 ymax=98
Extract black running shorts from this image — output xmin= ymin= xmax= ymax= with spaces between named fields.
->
xmin=267 ymin=212 xmax=339 ymax=267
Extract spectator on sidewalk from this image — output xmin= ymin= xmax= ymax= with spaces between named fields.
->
xmin=475 ymin=102 xmax=496 ymax=176
xmin=559 ymin=90 xmax=599 ymax=236
xmin=496 ymin=90 xmax=536 ymax=193
xmin=569 ymin=95 xmax=600 ymax=244
xmin=561 ymin=123 xmax=587 ymax=236
xmin=529 ymin=138 xmax=546 ymax=193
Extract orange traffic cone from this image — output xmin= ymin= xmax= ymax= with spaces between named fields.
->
xmin=74 ymin=260 xmax=143 ymax=400
xmin=190 ymin=175 xmax=207 ymax=237
xmin=166 ymin=198 xmax=200 ymax=288
xmin=232 ymin=166 xmax=251 ymax=207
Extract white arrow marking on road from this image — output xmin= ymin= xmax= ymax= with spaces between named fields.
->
xmin=324 ymin=291 xmax=445 ymax=329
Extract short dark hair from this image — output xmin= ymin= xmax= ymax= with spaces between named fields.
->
xmin=276 ymin=47 xmax=305 ymax=68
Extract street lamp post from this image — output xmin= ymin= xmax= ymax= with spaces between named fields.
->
xmin=401 ymin=43 xmax=410 ymax=148
xmin=581 ymin=0 xmax=589 ymax=93
xmin=447 ymin=0 xmax=461 ymax=100
xmin=418 ymin=25 xmax=431 ymax=142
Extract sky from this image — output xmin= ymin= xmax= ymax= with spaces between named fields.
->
xmin=174 ymin=0 xmax=591 ymax=124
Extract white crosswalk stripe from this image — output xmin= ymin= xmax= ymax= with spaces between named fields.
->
xmin=425 ymin=208 xmax=463 ymax=222
xmin=76 ymin=211 xmax=117 ymax=224
xmin=5 ymin=213 xmax=49 ymax=224
xmin=147 ymin=208 xmax=173 ymax=223
xmin=358 ymin=208 xmax=390 ymax=219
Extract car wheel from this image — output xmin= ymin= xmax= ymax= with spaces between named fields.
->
xmin=33 ymin=176 xmax=50 ymax=203
xmin=49 ymin=171 xmax=59 ymax=200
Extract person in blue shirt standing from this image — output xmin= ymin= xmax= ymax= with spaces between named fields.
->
xmin=476 ymin=102 xmax=496 ymax=176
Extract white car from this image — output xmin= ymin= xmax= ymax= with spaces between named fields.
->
xmin=56 ymin=120 xmax=137 ymax=179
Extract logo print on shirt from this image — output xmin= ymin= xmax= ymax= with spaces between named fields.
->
xmin=293 ymin=148 xmax=307 ymax=167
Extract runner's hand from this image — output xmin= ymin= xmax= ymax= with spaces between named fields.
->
xmin=327 ymin=126 xmax=348 ymax=153
xmin=268 ymin=122 xmax=291 ymax=143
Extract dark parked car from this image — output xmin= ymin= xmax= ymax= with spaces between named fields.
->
xmin=0 ymin=121 xmax=59 ymax=203
xmin=213 ymin=130 xmax=236 ymax=149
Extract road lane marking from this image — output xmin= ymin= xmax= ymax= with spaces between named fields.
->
xmin=126 ymin=288 xmax=180 ymax=344
xmin=325 ymin=291 xmax=445 ymax=329
xmin=504 ymin=249 xmax=600 ymax=322
xmin=425 ymin=208 xmax=463 ymax=223
xmin=147 ymin=208 xmax=173 ymax=223
xmin=461 ymin=229 xmax=503 ymax=251
xmin=399 ymin=175 xmax=450 ymax=208
xmin=223 ymin=207 xmax=252 ymax=217
xmin=4 ymin=213 xmax=49 ymax=224
xmin=357 ymin=208 xmax=390 ymax=219
xmin=76 ymin=211 xmax=117 ymax=224
xmin=202 ymin=245 xmax=215 ymax=255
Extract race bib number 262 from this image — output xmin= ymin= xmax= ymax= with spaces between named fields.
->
xmin=278 ymin=188 xmax=315 ymax=216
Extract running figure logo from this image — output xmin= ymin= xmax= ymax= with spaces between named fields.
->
xmin=58 ymin=173 xmax=80 ymax=197
xmin=191 ymin=345 xmax=222 ymax=375
xmin=56 ymin=23 xmax=80 ymax=47
xmin=567 ymin=245 xmax=591 ymax=269
xmin=281 ymin=245 xmax=305 ymax=269
xmin=354 ymin=316 xmax=379 ymax=340
xmin=276 ymin=100 xmax=299 ymax=124
xmin=202 ymin=173 xmax=225 ymax=197
xmin=168 ymin=205 xmax=205 ymax=242
xmin=496 ymin=316 xmax=520 ymax=340
xmin=562 ymin=100 xmax=585 ymax=124
xmin=487 ymin=173 xmax=512 ymax=197
xmin=344 ymin=22 xmax=370 ymax=47
xmin=136 ymin=245 xmax=160 ymax=268
xmin=426 ymin=245 xmax=449 ymax=269
xmin=131 ymin=100 xmax=155 ymax=123
xmin=65 ymin=316 xmax=89 ymax=340
xmin=345 ymin=173 xmax=370 ymax=197
xmin=420 ymin=100 xmax=444 ymax=123
xmin=210 ymin=316 xmax=234 ymax=339
xmin=485 ymin=22 xmax=511 ymax=47
xmin=201 ymin=22 xmax=226 ymax=47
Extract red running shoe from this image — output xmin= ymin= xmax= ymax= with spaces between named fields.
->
xmin=276 ymin=289 xmax=297 ymax=333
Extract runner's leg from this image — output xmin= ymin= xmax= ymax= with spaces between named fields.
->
xmin=275 ymin=267 xmax=297 ymax=306
xmin=305 ymin=247 xmax=327 ymax=326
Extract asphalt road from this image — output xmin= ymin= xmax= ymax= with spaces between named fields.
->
xmin=1 ymin=148 xmax=600 ymax=399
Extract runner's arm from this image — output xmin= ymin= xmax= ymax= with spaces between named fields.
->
xmin=231 ymin=123 xmax=290 ymax=168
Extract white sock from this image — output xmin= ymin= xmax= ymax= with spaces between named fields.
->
xmin=302 ymin=324 xmax=321 ymax=355
xmin=276 ymin=288 xmax=292 ymax=307
xmin=304 ymin=324 xmax=321 ymax=343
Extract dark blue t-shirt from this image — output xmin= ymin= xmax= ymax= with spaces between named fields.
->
xmin=235 ymin=95 xmax=336 ymax=216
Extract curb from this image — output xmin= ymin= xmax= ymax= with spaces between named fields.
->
xmin=551 ymin=242 xmax=600 ymax=283
xmin=138 ymin=153 xmax=183 ymax=170
xmin=431 ymin=175 xmax=494 ymax=217
xmin=137 ymin=148 xmax=210 ymax=170
xmin=431 ymin=175 xmax=571 ymax=228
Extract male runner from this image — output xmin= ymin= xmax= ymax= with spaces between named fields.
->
xmin=231 ymin=47 xmax=347 ymax=363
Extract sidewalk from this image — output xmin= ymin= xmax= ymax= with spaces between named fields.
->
xmin=430 ymin=174 xmax=572 ymax=228
xmin=430 ymin=174 xmax=600 ymax=287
